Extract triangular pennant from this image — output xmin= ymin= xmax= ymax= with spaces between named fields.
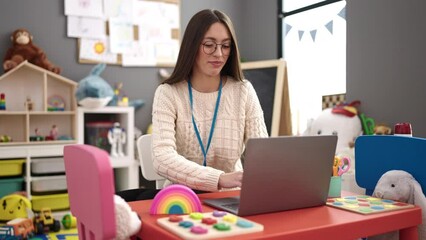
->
xmin=338 ymin=6 xmax=346 ymax=20
xmin=310 ymin=30 xmax=317 ymax=42
xmin=298 ymin=30 xmax=304 ymax=41
xmin=285 ymin=23 xmax=293 ymax=35
xmin=325 ymin=20 xmax=333 ymax=34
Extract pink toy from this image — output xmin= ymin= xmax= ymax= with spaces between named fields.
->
xmin=150 ymin=184 xmax=203 ymax=215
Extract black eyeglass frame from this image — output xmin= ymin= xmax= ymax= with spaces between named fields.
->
xmin=201 ymin=41 xmax=232 ymax=56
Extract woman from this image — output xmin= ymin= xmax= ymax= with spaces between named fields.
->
xmin=152 ymin=9 xmax=268 ymax=192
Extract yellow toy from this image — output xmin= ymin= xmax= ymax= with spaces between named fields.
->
xmin=0 ymin=194 xmax=32 ymax=222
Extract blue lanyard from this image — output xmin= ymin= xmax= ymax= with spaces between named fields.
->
xmin=187 ymin=77 xmax=222 ymax=166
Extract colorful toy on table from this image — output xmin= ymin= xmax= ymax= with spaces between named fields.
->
xmin=150 ymin=184 xmax=203 ymax=215
xmin=326 ymin=195 xmax=414 ymax=215
xmin=157 ymin=210 xmax=264 ymax=240
xmin=332 ymin=156 xmax=351 ymax=177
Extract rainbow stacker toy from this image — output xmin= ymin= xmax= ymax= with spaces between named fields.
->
xmin=150 ymin=184 xmax=203 ymax=214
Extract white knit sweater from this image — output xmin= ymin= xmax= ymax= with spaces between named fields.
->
xmin=151 ymin=77 xmax=268 ymax=192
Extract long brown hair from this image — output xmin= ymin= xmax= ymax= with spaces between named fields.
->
xmin=163 ymin=9 xmax=244 ymax=84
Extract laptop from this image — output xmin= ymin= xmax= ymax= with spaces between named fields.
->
xmin=203 ymin=135 xmax=337 ymax=216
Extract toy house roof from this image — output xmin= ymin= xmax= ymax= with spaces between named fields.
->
xmin=0 ymin=60 xmax=77 ymax=86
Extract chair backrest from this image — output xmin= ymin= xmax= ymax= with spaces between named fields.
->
xmin=136 ymin=134 xmax=165 ymax=189
xmin=355 ymin=135 xmax=426 ymax=195
xmin=64 ymin=144 xmax=116 ymax=239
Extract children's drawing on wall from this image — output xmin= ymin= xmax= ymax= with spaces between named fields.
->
xmin=79 ymin=38 xmax=118 ymax=64
xmin=64 ymin=0 xmax=103 ymax=18
xmin=67 ymin=16 xmax=106 ymax=39
xmin=64 ymin=0 xmax=180 ymax=67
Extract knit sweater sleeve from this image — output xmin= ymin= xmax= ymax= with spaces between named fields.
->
xmin=151 ymin=84 xmax=224 ymax=192
xmin=244 ymin=80 xmax=269 ymax=141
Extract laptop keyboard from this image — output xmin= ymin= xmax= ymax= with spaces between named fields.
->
xmin=222 ymin=203 xmax=239 ymax=211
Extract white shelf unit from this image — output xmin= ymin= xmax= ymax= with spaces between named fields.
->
xmin=0 ymin=61 xmax=79 ymax=215
xmin=77 ymin=106 xmax=139 ymax=191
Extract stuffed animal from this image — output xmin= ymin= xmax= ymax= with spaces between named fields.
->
xmin=114 ymin=195 xmax=142 ymax=240
xmin=374 ymin=124 xmax=392 ymax=135
xmin=304 ymin=102 xmax=364 ymax=194
xmin=3 ymin=28 xmax=60 ymax=74
xmin=370 ymin=170 xmax=426 ymax=240
xmin=303 ymin=101 xmax=363 ymax=157
xmin=75 ymin=63 xmax=114 ymax=108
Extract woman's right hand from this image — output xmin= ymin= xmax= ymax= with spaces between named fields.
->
xmin=218 ymin=171 xmax=243 ymax=189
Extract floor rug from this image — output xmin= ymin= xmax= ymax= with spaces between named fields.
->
xmin=29 ymin=228 xmax=78 ymax=240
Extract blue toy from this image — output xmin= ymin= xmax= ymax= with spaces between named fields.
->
xmin=75 ymin=63 xmax=114 ymax=108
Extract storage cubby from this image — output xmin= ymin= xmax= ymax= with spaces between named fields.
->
xmin=77 ymin=106 xmax=139 ymax=191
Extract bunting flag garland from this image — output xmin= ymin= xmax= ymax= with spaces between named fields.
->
xmin=285 ymin=5 xmax=346 ymax=42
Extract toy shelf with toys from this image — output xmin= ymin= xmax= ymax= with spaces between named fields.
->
xmin=0 ymin=61 xmax=79 ymax=223
xmin=0 ymin=61 xmax=77 ymax=145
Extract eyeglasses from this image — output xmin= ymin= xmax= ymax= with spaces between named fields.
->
xmin=201 ymin=41 xmax=232 ymax=56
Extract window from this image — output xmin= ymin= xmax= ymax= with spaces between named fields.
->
xmin=280 ymin=0 xmax=346 ymax=135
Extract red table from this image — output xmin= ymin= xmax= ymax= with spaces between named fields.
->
xmin=128 ymin=190 xmax=421 ymax=240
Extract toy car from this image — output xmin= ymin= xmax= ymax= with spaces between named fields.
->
xmin=33 ymin=208 xmax=61 ymax=234
xmin=4 ymin=218 xmax=35 ymax=239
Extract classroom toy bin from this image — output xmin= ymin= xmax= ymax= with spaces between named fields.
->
xmin=31 ymin=193 xmax=70 ymax=212
xmin=0 ymin=177 xmax=25 ymax=198
xmin=85 ymin=121 xmax=114 ymax=152
xmin=31 ymin=176 xmax=67 ymax=195
xmin=31 ymin=157 xmax=65 ymax=175
xmin=0 ymin=159 xmax=25 ymax=177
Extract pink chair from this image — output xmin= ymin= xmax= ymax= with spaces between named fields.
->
xmin=64 ymin=144 xmax=116 ymax=239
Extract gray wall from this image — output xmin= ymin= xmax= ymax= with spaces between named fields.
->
xmin=346 ymin=0 xmax=426 ymax=137
xmin=0 ymin=0 xmax=278 ymax=133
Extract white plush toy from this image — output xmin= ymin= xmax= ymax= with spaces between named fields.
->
xmin=303 ymin=103 xmax=363 ymax=157
xmin=114 ymin=195 xmax=142 ymax=240
xmin=369 ymin=170 xmax=426 ymax=240
xmin=303 ymin=101 xmax=364 ymax=194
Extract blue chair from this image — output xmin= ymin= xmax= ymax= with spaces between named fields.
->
xmin=355 ymin=135 xmax=426 ymax=196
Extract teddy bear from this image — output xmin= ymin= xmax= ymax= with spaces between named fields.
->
xmin=3 ymin=28 xmax=61 ymax=74
xmin=369 ymin=170 xmax=426 ymax=240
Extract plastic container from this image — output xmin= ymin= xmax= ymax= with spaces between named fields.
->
xmin=31 ymin=176 xmax=67 ymax=194
xmin=31 ymin=193 xmax=70 ymax=212
xmin=394 ymin=123 xmax=412 ymax=137
xmin=0 ymin=159 xmax=25 ymax=177
xmin=31 ymin=157 xmax=65 ymax=175
xmin=0 ymin=177 xmax=24 ymax=198
xmin=85 ymin=121 xmax=114 ymax=152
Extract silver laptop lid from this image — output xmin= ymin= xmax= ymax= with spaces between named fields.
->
xmin=237 ymin=135 xmax=337 ymax=216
